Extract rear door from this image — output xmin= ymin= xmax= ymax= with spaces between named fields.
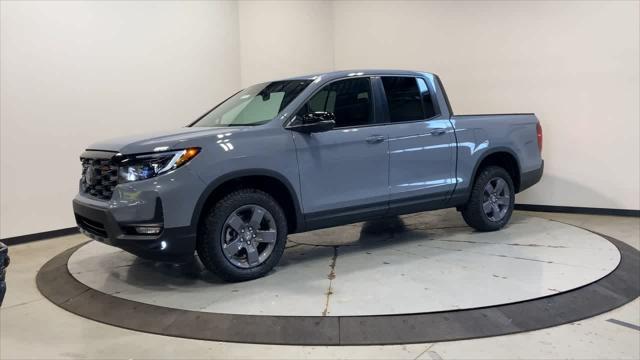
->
xmin=379 ymin=76 xmax=456 ymax=213
xmin=290 ymin=77 xmax=390 ymax=227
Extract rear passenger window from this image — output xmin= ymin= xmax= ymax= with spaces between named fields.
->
xmin=417 ymin=78 xmax=436 ymax=119
xmin=298 ymin=77 xmax=373 ymax=128
xmin=382 ymin=77 xmax=437 ymax=122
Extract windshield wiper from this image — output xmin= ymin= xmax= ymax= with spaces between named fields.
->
xmin=226 ymin=120 xmax=270 ymax=127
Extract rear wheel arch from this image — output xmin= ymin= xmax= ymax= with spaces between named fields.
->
xmin=470 ymin=149 xmax=521 ymax=193
xmin=192 ymin=170 xmax=303 ymax=234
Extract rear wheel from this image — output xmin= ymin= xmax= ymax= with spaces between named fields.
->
xmin=197 ymin=189 xmax=287 ymax=282
xmin=461 ymin=166 xmax=515 ymax=231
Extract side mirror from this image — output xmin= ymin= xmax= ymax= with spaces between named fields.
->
xmin=287 ymin=112 xmax=336 ymax=133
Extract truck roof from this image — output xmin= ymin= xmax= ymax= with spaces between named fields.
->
xmin=281 ymin=69 xmax=433 ymax=82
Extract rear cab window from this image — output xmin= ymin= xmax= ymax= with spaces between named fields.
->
xmin=381 ymin=77 xmax=438 ymax=123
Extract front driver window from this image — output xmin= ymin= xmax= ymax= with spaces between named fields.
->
xmin=298 ymin=77 xmax=373 ymax=128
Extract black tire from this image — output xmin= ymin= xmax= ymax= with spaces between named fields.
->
xmin=461 ymin=166 xmax=515 ymax=232
xmin=196 ymin=189 xmax=288 ymax=282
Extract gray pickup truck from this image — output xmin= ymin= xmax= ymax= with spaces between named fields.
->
xmin=73 ymin=70 xmax=543 ymax=281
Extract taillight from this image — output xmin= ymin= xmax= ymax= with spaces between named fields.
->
xmin=536 ymin=122 xmax=543 ymax=153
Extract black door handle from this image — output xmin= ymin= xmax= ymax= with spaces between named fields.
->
xmin=429 ymin=128 xmax=447 ymax=136
xmin=366 ymin=135 xmax=385 ymax=144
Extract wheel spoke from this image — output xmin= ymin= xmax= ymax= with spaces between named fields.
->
xmin=223 ymin=238 xmax=243 ymax=258
xmin=497 ymin=196 xmax=510 ymax=205
xmin=256 ymin=230 xmax=276 ymax=243
xmin=246 ymin=244 xmax=259 ymax=266
xmin=483 ymin=201 xmax=493 ymax=214
xmin=484 ymin=181 xmax=495 ymax=194
xmin=492 ymin=203 xmax=501 ymax=216
xmin=226 ymin=214 xmax=245 ymax=233
xmin=494 ymin=179 xmax=506 ymax=195
xmin=249 ymin=207 xmax=265 ymax=228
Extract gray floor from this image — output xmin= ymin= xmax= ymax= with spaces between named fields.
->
xmin=2 ymin=210 xmax=639 ymax=359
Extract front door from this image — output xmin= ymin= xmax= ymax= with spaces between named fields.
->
xmin=290 ymin=77 xmax=389 ymax=228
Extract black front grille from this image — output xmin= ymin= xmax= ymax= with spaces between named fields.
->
xmin=80 ymin=158 xmax=118 ymax=200
xmin=75 ymin=214 xmax=108 ymax=237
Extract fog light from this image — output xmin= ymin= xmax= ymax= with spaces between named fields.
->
xmin=135 ymin=226 xmax=162 ymax=235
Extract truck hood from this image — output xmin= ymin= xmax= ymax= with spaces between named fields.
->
xmin=87 ymin=127 xmax=239 ymax=154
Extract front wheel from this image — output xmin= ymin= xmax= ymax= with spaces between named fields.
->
xmin=197 ymin=189 xmax=288 ymax=282
xmin=461 ymin=166 xmax=515 ymax=231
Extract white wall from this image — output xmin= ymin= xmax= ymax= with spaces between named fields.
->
xmin=333 ymin=0 xmax=640 ymax=210
xmin=0 ymin=1 xmax=241 ymax=238
xmin=238 ymin=0 xmax=334 ymax=86
xmin=1 ymin=0 xmax=638 ymax=238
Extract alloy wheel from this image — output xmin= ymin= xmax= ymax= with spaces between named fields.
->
xmin=482 ymin=177 xmax=511 ymax=222
xmin=221 ymin=204 xmax=277 ymax=268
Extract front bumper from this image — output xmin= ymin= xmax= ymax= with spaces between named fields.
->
xmin=73 ymin=199 xmax=195 ymax=262
xmin=72 ymin=167 xmax=206 ymax=263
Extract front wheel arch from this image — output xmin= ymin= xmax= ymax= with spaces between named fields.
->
xmin=191 ymin=170 xmax=304 ymax=235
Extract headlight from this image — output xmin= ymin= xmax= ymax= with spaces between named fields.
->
xmin=117 ymin=148 xmax=200 ymax=183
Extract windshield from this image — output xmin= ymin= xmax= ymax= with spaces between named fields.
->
xmin=192 ymin=80 xmax=312 ymax=127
